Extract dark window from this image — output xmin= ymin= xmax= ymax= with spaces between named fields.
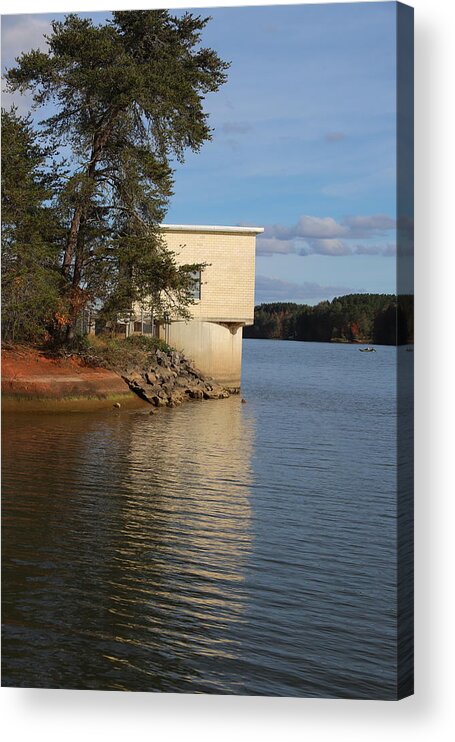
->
xmin=189 ymin=270 xmax=202 ymax=300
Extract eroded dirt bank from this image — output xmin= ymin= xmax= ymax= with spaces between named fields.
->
xmin=1 ymin=345 xmax=232 ymax=412
xmin=1 ymin=346 xmax=141 ymax=411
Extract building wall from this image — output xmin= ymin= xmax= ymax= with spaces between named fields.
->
xmin=133 ymin=226 xmax=262 ymax=389
xmin=167 ymin=320 xmax=243 ymax=389
xmin=162 ymin=228 xmax=257 ymax=324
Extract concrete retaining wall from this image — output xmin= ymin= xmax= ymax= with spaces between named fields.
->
xmin=167 ymin=320 xmax=243 ymax=389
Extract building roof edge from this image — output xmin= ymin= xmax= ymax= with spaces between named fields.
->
xmin=160 ymin=224 xmax=264 ymax=235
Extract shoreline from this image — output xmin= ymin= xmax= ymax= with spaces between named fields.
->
xmin=2 ymin=346 xmax=141 ymax=412
xmin=1 ymin=345 xmax=232 ymax=413
xmin=243 ymin=337 xmax=413 ymax=346
xmin=1 ymin=393 xmax=147 ymax=414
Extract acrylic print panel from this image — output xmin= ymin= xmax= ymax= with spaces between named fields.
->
xmin=1 ymin=2 xmax=414 ymax=699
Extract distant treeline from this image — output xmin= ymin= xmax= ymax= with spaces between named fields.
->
xmin=244 ymin=294 xmax=414 ymax=345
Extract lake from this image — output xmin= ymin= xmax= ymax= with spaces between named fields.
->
xmin=2 ymin=340 xmax=408 ymax=698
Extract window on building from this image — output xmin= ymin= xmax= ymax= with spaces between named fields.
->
xmin=189 ymin=270 xmax=202 ymax=300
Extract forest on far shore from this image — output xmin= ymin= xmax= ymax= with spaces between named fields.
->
xmin=243 ymin=294 xmax=414 ymax=345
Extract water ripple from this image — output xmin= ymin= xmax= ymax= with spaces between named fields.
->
xmin=2 ymin=340 xmax=403 ymax=697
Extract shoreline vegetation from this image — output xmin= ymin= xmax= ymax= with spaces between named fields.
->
xmin=2 ymin=292 xmax=414 ymax=412
xmin=1 ymin=12 xmax=234 ymax=416
xmin=2 ymin=12 xmax=229 ymax=347
xmin=244 ymin=294 xmax=414 ymax=345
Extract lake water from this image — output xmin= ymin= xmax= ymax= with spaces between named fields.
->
xmin=2 ymin=340 xmax=409 ymax=698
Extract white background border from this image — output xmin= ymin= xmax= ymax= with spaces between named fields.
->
xmin=1 ymin=1 xmax=454 ymax=740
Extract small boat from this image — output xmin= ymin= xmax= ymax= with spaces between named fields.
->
xmin=358 ymin=347 xmax=376 ymax=352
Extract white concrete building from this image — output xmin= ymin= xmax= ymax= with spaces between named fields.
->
xmin=134 ymin=224 xmax=263 ymax=390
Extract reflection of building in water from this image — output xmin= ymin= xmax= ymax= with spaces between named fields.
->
xmin=2 ymin=403 xmax=255 ymax=692
xmin=115 ymin=397 xmax=255 ymax=683
xmin=124 ymin=397 xmax=254 ymax=590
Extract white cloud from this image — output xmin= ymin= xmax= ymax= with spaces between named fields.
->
xmin=305 ymin=238 xmax=352 ymax=256
xmin=1 ymin=88 xmax=31 ymax=116
xmin=343 ymin=214 xmax=396 ymax=237
xmin=258 ymin=213 xmax=397 ymax=257
xmin=1 ymin=15 xmax=51 ymax=65
xmin=1 ymin=16 xmax=51 ymax=116
xmin=255 ymin=275 xmax=356 ymax=304
xmin=264 ymin=215 xmax=348 ymax=241
xmin=256 ymin=238 xmax=296 ymax=256
xmin=296 ymin=215 xmax=349 ymax=239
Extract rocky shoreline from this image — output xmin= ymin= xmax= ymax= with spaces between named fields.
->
xmin=1 ymin=345 xmax=234 ymax=412
xmin=120 ymin=348 xmax=233 ymax=408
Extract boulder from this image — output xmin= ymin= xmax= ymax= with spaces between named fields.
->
xmin=120 ymin=347 xmax=231 ymax=408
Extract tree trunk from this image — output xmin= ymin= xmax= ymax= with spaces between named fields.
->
xmin=66 ymin=320 xmax=76 ymax=342
xmin=65 ymin=217 xmax=87 ymax=341
xmin=61 ymin=112 xmax=119 ymax=341
xmin=62 ymin=205 xmax=84 ymax=281
xmin=61 ymin=110 xmax=118 ymax=280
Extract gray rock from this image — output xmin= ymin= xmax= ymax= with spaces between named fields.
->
xmin=120 ymin=347 xmax=231 ymax=409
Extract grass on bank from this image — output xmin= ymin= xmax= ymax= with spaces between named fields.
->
xmin=62 ymin=334 xmax=174 ymax=372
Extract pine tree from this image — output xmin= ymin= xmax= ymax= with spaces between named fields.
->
xmin=6 ymin=11 xmax=229 ymax=339
xmin=1 ymin=107 xmax=63 ymax=342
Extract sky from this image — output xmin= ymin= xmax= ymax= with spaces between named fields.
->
xmin=1 ymin=2 xmax=408 ymax=304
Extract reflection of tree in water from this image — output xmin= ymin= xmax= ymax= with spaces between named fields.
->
xmin=108 ymin=397 xmax=255 ymax=693
xmin=1 ymin=411 xmax=134 ymax=689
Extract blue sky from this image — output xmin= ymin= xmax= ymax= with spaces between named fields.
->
xmin=1 ymin=3 xmax=406 ymax=304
